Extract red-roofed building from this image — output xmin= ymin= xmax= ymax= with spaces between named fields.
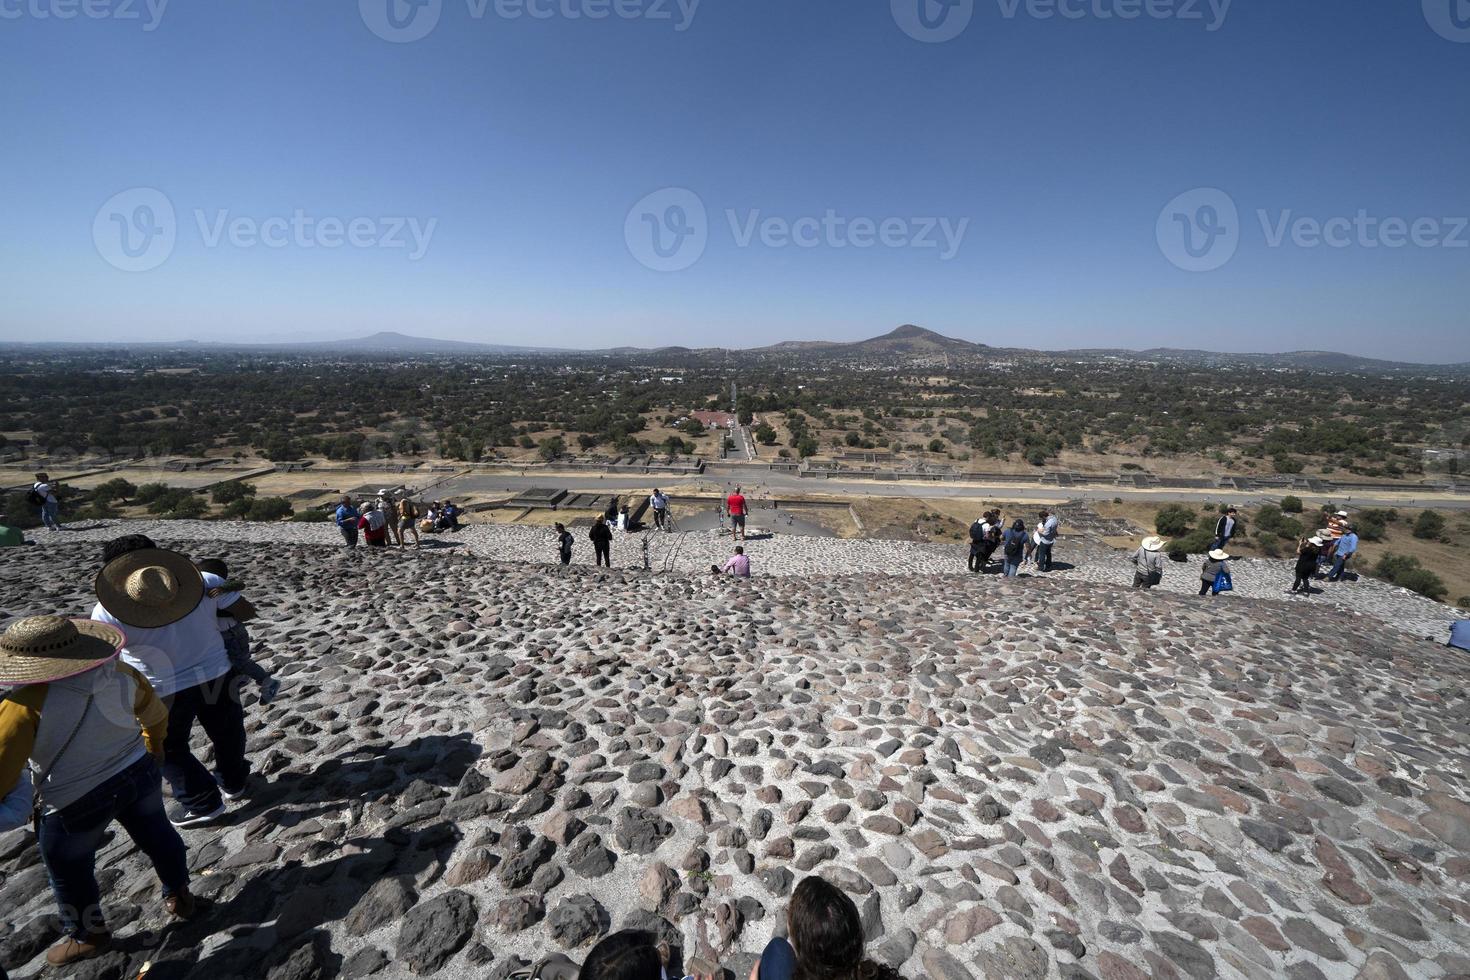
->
xmin=691 ymin=411 xmax=738 ymax=430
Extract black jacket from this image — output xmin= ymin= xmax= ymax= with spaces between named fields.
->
xmin=589 ymin=524 xmax=613 ymax=545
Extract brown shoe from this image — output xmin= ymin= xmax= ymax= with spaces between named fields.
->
xmin=165 ymin=889 xmax=197 ymax=920
xmin=46 ymin=932 xmax=111 ymax=966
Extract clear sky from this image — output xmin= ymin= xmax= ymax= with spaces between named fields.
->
xmin=2 ymin=0 xmax=1467 ymax=359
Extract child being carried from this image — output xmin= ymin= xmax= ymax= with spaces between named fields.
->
xmin=194 ymin=557 xmax=281 ymax=704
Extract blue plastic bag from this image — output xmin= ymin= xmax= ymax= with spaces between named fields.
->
xmin=1212 ymin=571 xmax=1233 ymax=595
xmin=1450 ymin=621 xmax=1470 ymax=652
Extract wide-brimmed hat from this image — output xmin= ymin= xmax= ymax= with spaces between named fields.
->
xmin=1142 ymin=535 xmax=1167 ymax=552
xmin=0 ymin=615 xmax=125 ymax=686
xmin=94 ymin=548 xmax=204 ymax=629
xmin=1309 ymin=536 xmax=1325 ymax=546
xmin=1335 ymin=511 xmax=1349 ymax=517
xmin=1208 ymin=549 xmax=1230 ymax=561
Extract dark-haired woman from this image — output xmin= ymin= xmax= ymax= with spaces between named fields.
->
xmin=751 ymin=875 xmax=904 ymax=980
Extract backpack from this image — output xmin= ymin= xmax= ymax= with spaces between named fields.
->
xmin=1004 ymin=533 xmax=1024 ymax=559
xmin=26 ymin=486 xmax=45 ymax=507
xmin=969 ymin=522 xmax=985 ymax=544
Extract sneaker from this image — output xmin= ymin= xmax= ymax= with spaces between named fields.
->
xmin=258 ymin=676 xmax=281 ymax=705
xmin=168 ymin=800 xmax=226 ymax=828
xmin=46 ymin=932 xmax=111 ymax=966
xmin=165 ymin=890 xmax=198 ymax=920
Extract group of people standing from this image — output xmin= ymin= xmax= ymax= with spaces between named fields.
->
xmin=0 ymin=537 xmax=275 ymax=967
xmin=968 ymin=509 xmax=1060 ymax=577
xmin=333 ymin=493 xmax=463 ymax=549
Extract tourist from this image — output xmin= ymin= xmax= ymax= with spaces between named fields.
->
xmin=1130 ymin=535 xmax=1167 ymax=588
xmin=967 ymin=516 xmax=986 ymax=573
xmin=193 ymin=558 xmax=280 ymax=704
xmin=31 ymin=472 xmax=61 ymax=530
xmin=1200 ymin=548 xmax=1232 ymax=597
xmin=618 ymin=503 xmax=630 ymax=533
xmin=421 ymin=503 xmax=440 ymax=534
xmin=1214 ymin=507 xmax=1240 ymax=551
xmin=650 ymin=489 xmax=669 ymax=531
xmin=0 ymin=512 xmax=26 ymax=548
xmin=92 ymin=537 xmax=255 ymax=826
xmin=440 ymin=500 xmax=462 ymax=531
xmin=358 ymin=502 xmax=390 ymax=549
xmin=590 ymin=515 xmax=613 ymax=567
xmin=748 ymin=875 xmax=903 ymax=980
xmin=604 ymin=496 xmax=620 ymax=525
xmin=1036 ymin=509 xmax=1060 ymax=571
xmin=1328 ymin=524 xmax=1359 ymax=582
xmin=727 ymin=486 xmax=748 ymax=542
xmin=334 ymin=495 xmax=360 ymax=548
xmin=1002 ymin=519 xmax=1027 ymax=578
xmin=556 ymin=522 xmax=574 ymax=566
xmin=722 ymin=546 xmax=752 ymax=578
xmin=0 ymin=615 xmax=196 ymax=966
xmin=1292 ymin=535 xmax=1323 ymax=594
xmin=981 ymin=510 xmax=1003 ymax=568
xmin=398 ymin=496 xmax=421 ymax=549
xmin=379 ymin=494 xmax=402 ymax=547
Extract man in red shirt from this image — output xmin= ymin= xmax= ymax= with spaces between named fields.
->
xmin=726 ymin=487 xmax=748 ymax=542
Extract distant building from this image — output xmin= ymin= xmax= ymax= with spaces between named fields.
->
xmin=691 ymin=410 xmax=738 ymax=430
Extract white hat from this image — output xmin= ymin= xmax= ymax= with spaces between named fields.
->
xmin=1208 ymin=549 xmax=1230 ymax=561
xmin=1309 ymin=536 xmax=1325 ymax=546
xmin=1335 ymin=511 xmax=1349 ymax=517
xmin=1142 ymin=535 xmax=1167 ymax=552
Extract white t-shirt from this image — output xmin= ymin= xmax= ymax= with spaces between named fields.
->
xmin=91 ymin=571 xmax=240 ymax=697
xmin=34 ymin=482 xmax=56 ymax=504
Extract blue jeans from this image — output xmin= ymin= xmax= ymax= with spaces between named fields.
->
xmin=40 ymin=755 xmax=188 ymax=938
xmin=163 ymin=673 xmax=248 ymax=809
xmin=1212 ymin=536 xmax=1231 ymax=552
xmin=1035 ymin=542 xmax=1053 ymax=571
xmin=339 ymin=523 xmax=358 ymax=547
xmin=1329 ymin=555 xmax=1351 ymax=581
xmin=1003 ymin=560 xmax=1020 ymax=577
xmin=40 ymin=499 xmax=60 ymax=528
xmin=222 ymin=623 xmax=267 ymax=684
xmin=757 ymin=937 xmax=797 ymax=980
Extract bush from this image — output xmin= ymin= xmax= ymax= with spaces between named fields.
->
xmin=1413 ymin=510 xmax=1446 ymax=540
xmin=1356 ymin=515 xmax=1386 ymax=542
xmin=220 ymin=498 xmax=253 ymax=520
xmin=164 ymin=495 xmax=209 ymax=520
xmin=245 ymin=497 xmax=294 ymax=522
xmin=291 ymin=507 xmax=333 ymax=523
xmin=135 ymin=483 xmax=172 ymax=505
xmin=1375 ymin=553 xmax=1448 ymax=601
xmin=1273 ymin=455 xmax=1304 ymax=474
xmin=1280 ymin=496 xmax=1303 ymax=513
xmin=538 ymin=436 xmax=566 ymax=461
xmin=1155 ymin=504 xmax=1196 ymax=537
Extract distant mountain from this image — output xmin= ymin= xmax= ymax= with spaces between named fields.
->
xmin=286 ymin=331 xmax=560 ymax=355
xmin=1073 ymin=346 xmax=1470 ymax=375
xmin=757 ymin=324 xmax=987 ymax=358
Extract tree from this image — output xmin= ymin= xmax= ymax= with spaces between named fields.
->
xmin=846 ymin=432 xmax=863 ymax=447
xmin=1155 ymin=504 xmax=1196 ymax=537
xmin=1413 ymin=510 xmax=1446 ymax=540
xmin=1280 ymin=496 xmax=1303 ymax=513
xmin=679 ymin=417 xmax=707 ymax=438
xmin=166 ymin=495 xmax=209 ymax=519
xmin=796 ymin=437 xmax=819 ymax=458
xmin=754 ymin=424 xmax=778 ymax=446
xmin=211 ymin=481 xmax=256 ymax=505
xmin=929 ymin=439 xmax=946 ymax=454
xmin=538 ymin=436 xmax=566 ymax=461
xmin=92 ymin=478 xmax=137 ymax=503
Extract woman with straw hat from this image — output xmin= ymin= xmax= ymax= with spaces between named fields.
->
xmin=1130 ymin=536 xmax=1168 ymax=589
xmin=1199 ymin=548 xmax=1232 ymax=597
xmin=91 ymin=537 xmax=256 ymax=828
xmin=0 ymin=615 xmax=195 ymax=967
xmin=1293 ymin=536 xmax=1324 ymax=594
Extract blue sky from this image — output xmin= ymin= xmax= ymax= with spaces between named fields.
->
xmin=1 ymin=0 xmax=1467 ymax=359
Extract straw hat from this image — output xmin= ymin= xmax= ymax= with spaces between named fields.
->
xmin=1142 ymin=535 xmax=1167 ymax=552
xmin=0 ymin=616 xmax=125 ymax=686
xmin=1309 ymin=536 xmax=1325 ymax=546
xmin=94 ymin=548 xmax=204 ymax=629
xmin=1208 ymin=549 xmax=1230 ymax=561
